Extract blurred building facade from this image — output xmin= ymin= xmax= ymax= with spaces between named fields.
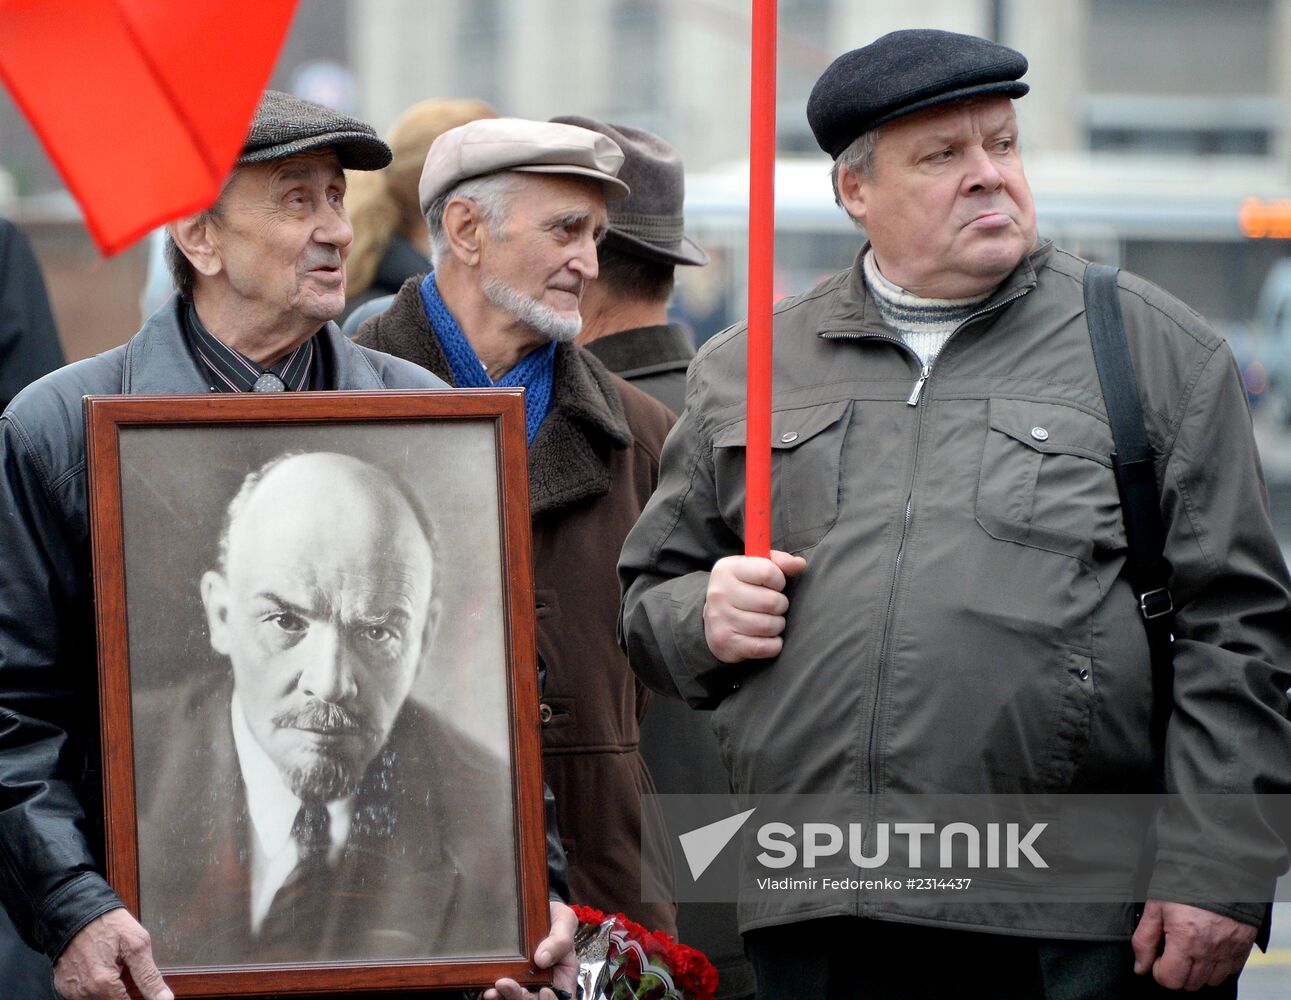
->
xmin=4 ymin=0 xmax=1291 ymax=360
xmin=351 ymin=0 xmax=1291 ymax=174
xmin=345 ymin=0 xmax=1291 ymax=332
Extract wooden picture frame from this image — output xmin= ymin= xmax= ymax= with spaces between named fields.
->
xmin=84 ymin=389 xmax=549 ymax=997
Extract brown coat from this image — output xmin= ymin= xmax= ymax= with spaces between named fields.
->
xmin=355 ymin=278 xmax=678 ymax=934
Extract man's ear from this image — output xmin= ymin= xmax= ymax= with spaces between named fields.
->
xmin=200 ymin=570 xmax=233 ymax=655
xmin=441 ymin=199 xmax=486 ymax=267
xmin=169 ymin=215 xmax=223 ymax=278
xmin=414 ymin=595 xmax=443 ymax=680
xmin=836 ymin=162 xmax=868 ymax=225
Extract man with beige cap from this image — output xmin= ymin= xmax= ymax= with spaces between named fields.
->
xmin=356 ymin=117 xmax=678 ymax=936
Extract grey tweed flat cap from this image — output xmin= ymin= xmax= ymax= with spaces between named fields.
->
xmin=238 ymin=90 xmax=392 ymax=170
xmin=808 ymin=29 xmax=1029 ymax=158
xmin=550 ymin=115 xmax=707 ymax=267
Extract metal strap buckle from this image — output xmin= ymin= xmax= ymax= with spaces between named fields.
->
xmin=1139 ymin=587 xmax=1174 ymax=621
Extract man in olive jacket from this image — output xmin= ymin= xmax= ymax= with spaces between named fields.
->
xmin=619 ymin=30 xmax=1291 ymax=999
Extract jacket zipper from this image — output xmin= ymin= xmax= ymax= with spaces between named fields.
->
xmin=907 ymin=363 xmax=932 ymax=406
xmin=821 ymin=286 xmax=1034 ymax=796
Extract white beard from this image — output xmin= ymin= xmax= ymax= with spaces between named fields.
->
xmin=482 ymin=277 xmax=582 ymax=343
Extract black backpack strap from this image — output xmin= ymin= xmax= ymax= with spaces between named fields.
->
xmin=1083 ymin=263 xmax=1175 ymax=746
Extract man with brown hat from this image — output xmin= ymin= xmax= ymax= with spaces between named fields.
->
xmin=620 ymin=28 xmax=1291 ymax=998
xmin=0 ymin=93 xmax=576 ymax=1000
xmin=354 ymin=117 xmax=679 ymax=937
xmin=549 ymin=116 xmax=706 ymax=415
xmin=547 ymin=115 xmax=753 ymax=999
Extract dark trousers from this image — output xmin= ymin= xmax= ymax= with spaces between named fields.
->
xmin=744 ymin=918 xmax=1240 ymax=1000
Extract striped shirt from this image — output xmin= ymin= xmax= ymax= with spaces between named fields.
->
xmin=183 ymin=303 xmax=323 ymax=392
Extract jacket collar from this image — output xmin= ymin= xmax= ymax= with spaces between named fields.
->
xmin=581 ymin=324 xmax=694 ymax=379
xmin=529 ymin=340 xmax=633 ymax=517
xmin=366 ymin=278 xmax=634 ymax=518
xmin=818 ymin=240 xmax=1048 ymax=339
xmin=124 ymin=295 xmax=386 ymax=395
xmin=123 ymin=297 xmax=210 ymax=394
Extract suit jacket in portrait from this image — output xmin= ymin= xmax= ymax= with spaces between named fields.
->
xmin=134 ymin=675 xmax=518 ymax=968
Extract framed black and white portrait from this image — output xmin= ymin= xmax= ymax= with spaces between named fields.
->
xmin=85 ymin=389 xmax=549 ymax=997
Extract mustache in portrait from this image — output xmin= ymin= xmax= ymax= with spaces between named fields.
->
xmin=272 ymin=699 xmax=370 ymax=736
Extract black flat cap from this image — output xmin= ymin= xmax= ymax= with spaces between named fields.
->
xmin=807 ymin=29 xmax=1029 ymax=159
xmin=238 ymin=90 xmax=392 ymax=170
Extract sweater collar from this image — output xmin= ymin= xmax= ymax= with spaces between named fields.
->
xmin=819 ymin=240 xmax=1047 ymax=338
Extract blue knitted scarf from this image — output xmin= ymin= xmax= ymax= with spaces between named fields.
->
xmin=419 ymin=273 xmax=556 ymax=445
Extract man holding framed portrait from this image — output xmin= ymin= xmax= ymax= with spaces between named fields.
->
xmin=0 ymin=90 xmax=576 ymax=1000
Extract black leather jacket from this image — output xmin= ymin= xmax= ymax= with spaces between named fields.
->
xmin=0 ymin=298 xmax=568 ymax=965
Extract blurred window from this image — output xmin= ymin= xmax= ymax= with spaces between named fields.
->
xmin=613 ymin=0 xmax=661 ymax=114
xmin=459 ymin=0 xmax=504 ymax=108
xmin=1085 ymin=0 xmax=1273 ymax=156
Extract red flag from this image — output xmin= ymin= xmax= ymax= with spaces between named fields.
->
xmin=0 ymin=0 xmax=298 ymax=254
xmin=745 ymin=0 xmax=776 ymax=557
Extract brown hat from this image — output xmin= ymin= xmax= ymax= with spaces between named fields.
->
xmin=418 ymin=117 xmax=629 ymax=212
xmin=551 ymin=115 xmax=707 ymax=267
xmin=239 ymin=90 xmax=392 ymax=170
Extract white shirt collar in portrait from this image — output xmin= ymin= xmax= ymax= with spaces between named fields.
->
xmin=229 ymin=693 xmax=356 ymax=934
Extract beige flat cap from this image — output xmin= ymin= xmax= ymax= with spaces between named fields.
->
xmin=418 ymin=117 xmax=629 ymax=212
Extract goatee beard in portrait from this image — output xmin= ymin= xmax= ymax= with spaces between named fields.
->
xmin=272 ymin=700 xmax=373 ymax=801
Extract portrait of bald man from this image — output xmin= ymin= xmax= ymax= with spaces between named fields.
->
xmin=128 ymin=448 xmax=518 ymax=969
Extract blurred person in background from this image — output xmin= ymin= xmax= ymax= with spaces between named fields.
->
xmin=0 ymin=216 xmax=65 ymax=411
xmin=554 ymin=114 xmax=753 ymax=999
xmin=341 ymin=98 xmax=496 ymax=323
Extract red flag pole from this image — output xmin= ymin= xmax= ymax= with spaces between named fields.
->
xmin=745 ymin=0 xmax=777 ymax=557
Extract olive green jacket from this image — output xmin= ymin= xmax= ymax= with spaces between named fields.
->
xmin=619 ymin=242 xmax=1291 ymax=938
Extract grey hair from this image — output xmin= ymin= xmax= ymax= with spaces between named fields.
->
xmin=830 ymin=127 xmax=882 ymax=210
xmin=165 ymin=168 xmax=240 ymax=300
xmin=164 ymin=220 xmax=212 ymax=302
xmin=425 ymin=172 xmax=522 ymax=268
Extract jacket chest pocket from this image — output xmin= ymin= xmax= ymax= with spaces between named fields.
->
xmin=712 ymin=398 xmax=853 ymax=552
xmin=975 ymin=398 xmax=1126 ymax=562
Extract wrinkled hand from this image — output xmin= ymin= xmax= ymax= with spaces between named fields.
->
xmin=1132 ymin=900 xmax=1257 ymax=990
xmin=704 ymin=551 xmax=807 ymax=663
xmin=53 ymin=908 xmax=172 ymax=1000
xmin=485 ymin=900 xmax=578 ymax=1000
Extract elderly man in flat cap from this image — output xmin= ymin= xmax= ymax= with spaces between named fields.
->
xmin=0 ymin=92 xmax=576 ymax=1000
xmin=355 ymin=118 xmax=678 ymax=937
xmin=621 ymin=28 xmax=1291 ymax=999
